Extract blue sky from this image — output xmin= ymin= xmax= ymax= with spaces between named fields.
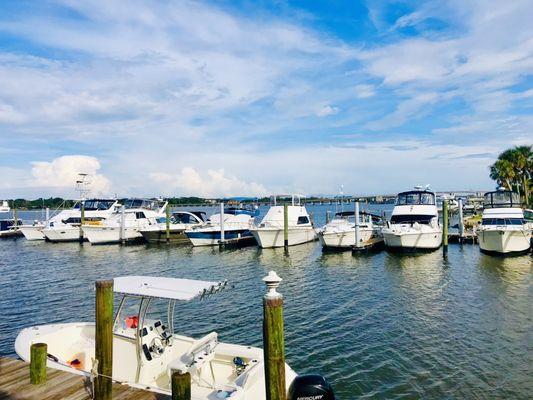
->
xmin=0 ymin=0 xmax=531 ymax=198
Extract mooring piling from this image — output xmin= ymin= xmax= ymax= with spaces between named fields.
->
xmin=45 ymin=207 xmax=50 ymax=225
xmin=263 ymin=271 xmax=286 ymax=400
xmin=442 ymin=200 xmax=449 ymax=257
xmin=171 ymin=371 xmax=191 ymax=400
xmin=29 ymin=343 xmax=47 ymax=385
xmin=166 ymin=202 xmax=171 ymax=242
xmin=119 ymin=205 xmax=126 ymax=245
xmin=13 ymin=205 xmax=18 ymax=229
xmin=79 ymin=200 xmax=85 ymax=243
xmin=458 ymin=198 xmax=464 ymax=243
xmin=354 ymin=201 xmax=361 ymax=250
xmin=325 ymin=210 xmax=331 ymax=224
xmin=219 ymin=202 xmax=225 ymax=249
xmin=95 ymin=280 xmax=113 ymax=400
xmin=283 ymin=204 xmax=289 ymax=252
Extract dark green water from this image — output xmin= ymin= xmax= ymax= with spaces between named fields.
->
xmin=0 ymin=206 xmax=531 ymax=399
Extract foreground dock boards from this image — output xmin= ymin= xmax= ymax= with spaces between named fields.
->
xmin=0 ymin=357 xmax=159 ymax=400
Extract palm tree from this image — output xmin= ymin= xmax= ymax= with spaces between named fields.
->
xmin=489 ymin=145 xmax=532 ymax=206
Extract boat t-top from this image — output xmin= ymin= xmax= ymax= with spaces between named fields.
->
xmin=82 ymin=199 xmax=167 ymax=244
xmin=478 ymin=190 xmax=531 ymax=255
xmin=382 ymin=186 xmax=442 ymax=251
xmin=15 ymin=276 xmax=297 ymax=399
xmin=250 ymin=195 xmax=317 ymax=248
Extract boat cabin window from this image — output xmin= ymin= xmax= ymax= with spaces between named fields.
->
xmin=390 ymin=214 xmax=434 ymax=224
xmin=62 ymin=217 xmax=82 ymax=224
xmin=83 ymin=200 xmax=115 ymax=210
xmin=482 ymin=218 xmax=525 ymax=226
xmin=135 ymin=212 xmax=146 ymax=219
xmin=297 ymin=216 xmax=310 ymax=225
xmin=483 ymin=191 xmax=521 ymax=208
xmin=396 ymin=191 xmax=435 ymax=206
xmin=172 ymin=213 xmax=198 ymax=224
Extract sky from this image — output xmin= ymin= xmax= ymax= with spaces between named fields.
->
xmin=0 ymin=0 xmax=531 ymax=198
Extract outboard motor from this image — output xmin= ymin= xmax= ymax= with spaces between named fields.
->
xmin=288 ymin=374 xmax=335 ymax=400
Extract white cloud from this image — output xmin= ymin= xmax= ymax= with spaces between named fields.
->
xmin=316 ymin=105 xmax=339 ymax=117
xmin=31 ymin=155 xmax=111 ymax=196
xmin=355 ymin=84 xmax=376 ymax=99
xmin=150 ymin=167 xmax=268 ymax=197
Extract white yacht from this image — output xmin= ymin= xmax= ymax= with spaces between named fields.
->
xmin=382 ymin=187 xmax=442 ymax=251
xmin=41 ymin=199 xmax=120 ymax=242
xmin=0 ymin=218 xmax=22 ymax=238
xmin=82 ymin=199 xmax=167 ymax=244
xmin=140 ymin=211 xmax=206 ymax=243
xmin=15 ymin=275 xmax=298 ymax=399
xmin=250 ymin=195 xmax=317 ymax=248
xmin=0 ymin=200 xmax=10 ymax=213
xmin=319 ymin=211 xmax=383 ymax=250
xmin=185 ymin=207 xmax=257 ymax=247
xmin=478 ymin=190 xmax=531 ymax=255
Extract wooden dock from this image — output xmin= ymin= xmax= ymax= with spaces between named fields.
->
xmin=0 ymin=357 xmax=159 ymax=400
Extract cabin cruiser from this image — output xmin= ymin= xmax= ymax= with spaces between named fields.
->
xmin=0 ymin=200 xmax=10 ymax=213
xmin=185 ymin=207 xmax=257 ymax=247
xmin=40 ymin=199 xmax=120 ymax=242
xmin=140 ymin=211 xmax=206 ymax=243
xmin=0 ymin=218 xmax=22 ymax=238
xmin=319 ymin=210 xmax=383 ymax=250
xmin=478 ymin=190 xmax=531 ymax=255
xmin=250 ymin=195 xmax=317 ymax=248
xmin=15 ymin=275 xmax=297 ymax=399
xmin=82 ymin=199 xmax=166 ymax=244
xmin=382 ymin=187 xmax=442 ymax=251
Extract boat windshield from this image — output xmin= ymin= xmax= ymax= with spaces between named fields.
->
xmin=391 ymin=214 xmax=434 ymax=224
xmin=482 ymin=218 xmax=525 ymax=225
xmin=124 ymin=199 xmax=161 ymax=210
xmin=74 ymin=199 xmax=115 ymax=210
xmin=483 ymin=191 xmax=521 ymax=208
xmin=396 ymin=191 xmax=435 ymax=206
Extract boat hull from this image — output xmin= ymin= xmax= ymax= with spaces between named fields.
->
xmin=82 ymin=226 xmax=143 ymax=244
xmin=319 ymin=228 xmax=374 ymax=249
xmin=140 ymin=229 xmax=189 ymax=243
xmin=478 ymin=229 xmax=531 ymax=255
xmin=251 ymin=227 xmax=317 ymax=248
xmin=43 ymin=227 xmax=81 ymax=242
xmin=383 ymin=230 xmax=442 ymax=250
xmin=19 ymin=225 xmax=46 ymax=240
xmin=186 ymin=229 xmax=255 ymax=247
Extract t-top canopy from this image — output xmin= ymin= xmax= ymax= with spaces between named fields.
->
xmin=114 ymin=276 xmax=227 ymax=301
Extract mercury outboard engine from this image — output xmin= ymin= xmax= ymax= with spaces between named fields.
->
xmin=288 ymin=374 xmax=335 ymax=400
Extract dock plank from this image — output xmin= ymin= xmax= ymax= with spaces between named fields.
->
xmin=0 ymin=357 xmax=161 ymax=400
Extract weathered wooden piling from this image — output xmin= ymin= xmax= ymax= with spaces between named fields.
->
xmin=325 ymin=210 xmax=331 ymax=224
xmin=262 ymin=271 xmax=286 ymax=400
xmin=165 ymin=203 xmax=171 ymax=242
xmin=119 ymin=205 xmax=126 ymax=244
xmin=30 ymin=343 xmax=47 ymax=385
xmin=95 ymin=280 xmax=113 ymax=400
xmin=442 ymin=200 xmax=449 ymax=257
xmin=219 ymin=202 xmax=225 ymax=249
xmin=283 ymin=204 xmax=288 ymax=251
xmin=171 ymin=371 xmax=191 ymax=400
xmin=79 ymin=201 xmax=85 ymax=243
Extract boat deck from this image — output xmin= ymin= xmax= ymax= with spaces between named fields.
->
xmin=0 ymin=357 xmax=159 ymax=400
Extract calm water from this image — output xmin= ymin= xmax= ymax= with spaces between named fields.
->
xmin=0 ymin=205 xmax=531 ymax=399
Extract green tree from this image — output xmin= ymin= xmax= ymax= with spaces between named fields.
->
xmin=489 ymin=145 xmax=532 ymax=205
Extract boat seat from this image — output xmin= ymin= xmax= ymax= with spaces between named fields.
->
xmin=167 ymin=332 xmax=218 ymax=386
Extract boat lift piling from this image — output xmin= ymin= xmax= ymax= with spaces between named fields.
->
xmin=166 ymin=203 xmax=171 ymax=242
xmin=219 ymin=202 xmax=226 ymax=249
xmin=262 ymin=271 xmax=286 ymax=400
xmin=13 ymin=204 xmax=18 ymax=230
xmin=45 ymin=207 xmax=50 ymax=226
xmin=442 ymin=200 xmax=449 ymax=257
xmin=119 ymin=205 xmax=126 ymax=245
xmin=283 ymin=204 xmax=289 ymax=252
xmin=353 ymin=201 xmax=361 ymax=251
xmin=95 ymin=280 xmax=113 ymax=400
xmin=29 ymin=342 xmax=47 ymax=385
xmin=325 ymin=210 xmax=331 ymax=224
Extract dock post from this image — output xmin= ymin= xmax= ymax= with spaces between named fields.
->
xmin=95 ymin=280 xmax=113 ymax=400
xmin=166 ymin=202 xmax=171 ymax=242
xmin=442 ymin=200 xmax=449 ymax=257
xmin=325 ymin=211 xmax=331 ymax=224
xmin=458 ymin=198 xmax=464 ymax=244
xmin=30 ymin=343 xmax=47 ymax=385
xmin=171 ymin=371 xmax=191 ymax=400
xmin=119 ymin=205 xmax=126 ymax=245
xmin=13 ymin=205 xmax=18 ymax=229
xmin=219 ymin=202 xmax=225 ymax=249
xmin=283 ymin=204 xmax=288 ymax=252
xmin=45 ymin=207 xmax=50 ymax=226
xmin=262 ymin=271 xmax=286 ymax=400
xmin=354 ymin=201 xmax=361 ymax=250
xmin=79 ymin=200 xmax=85 ymax=243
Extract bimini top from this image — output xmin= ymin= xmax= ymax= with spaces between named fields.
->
xmin=114 ymin=276 xmax=227 ymax=301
